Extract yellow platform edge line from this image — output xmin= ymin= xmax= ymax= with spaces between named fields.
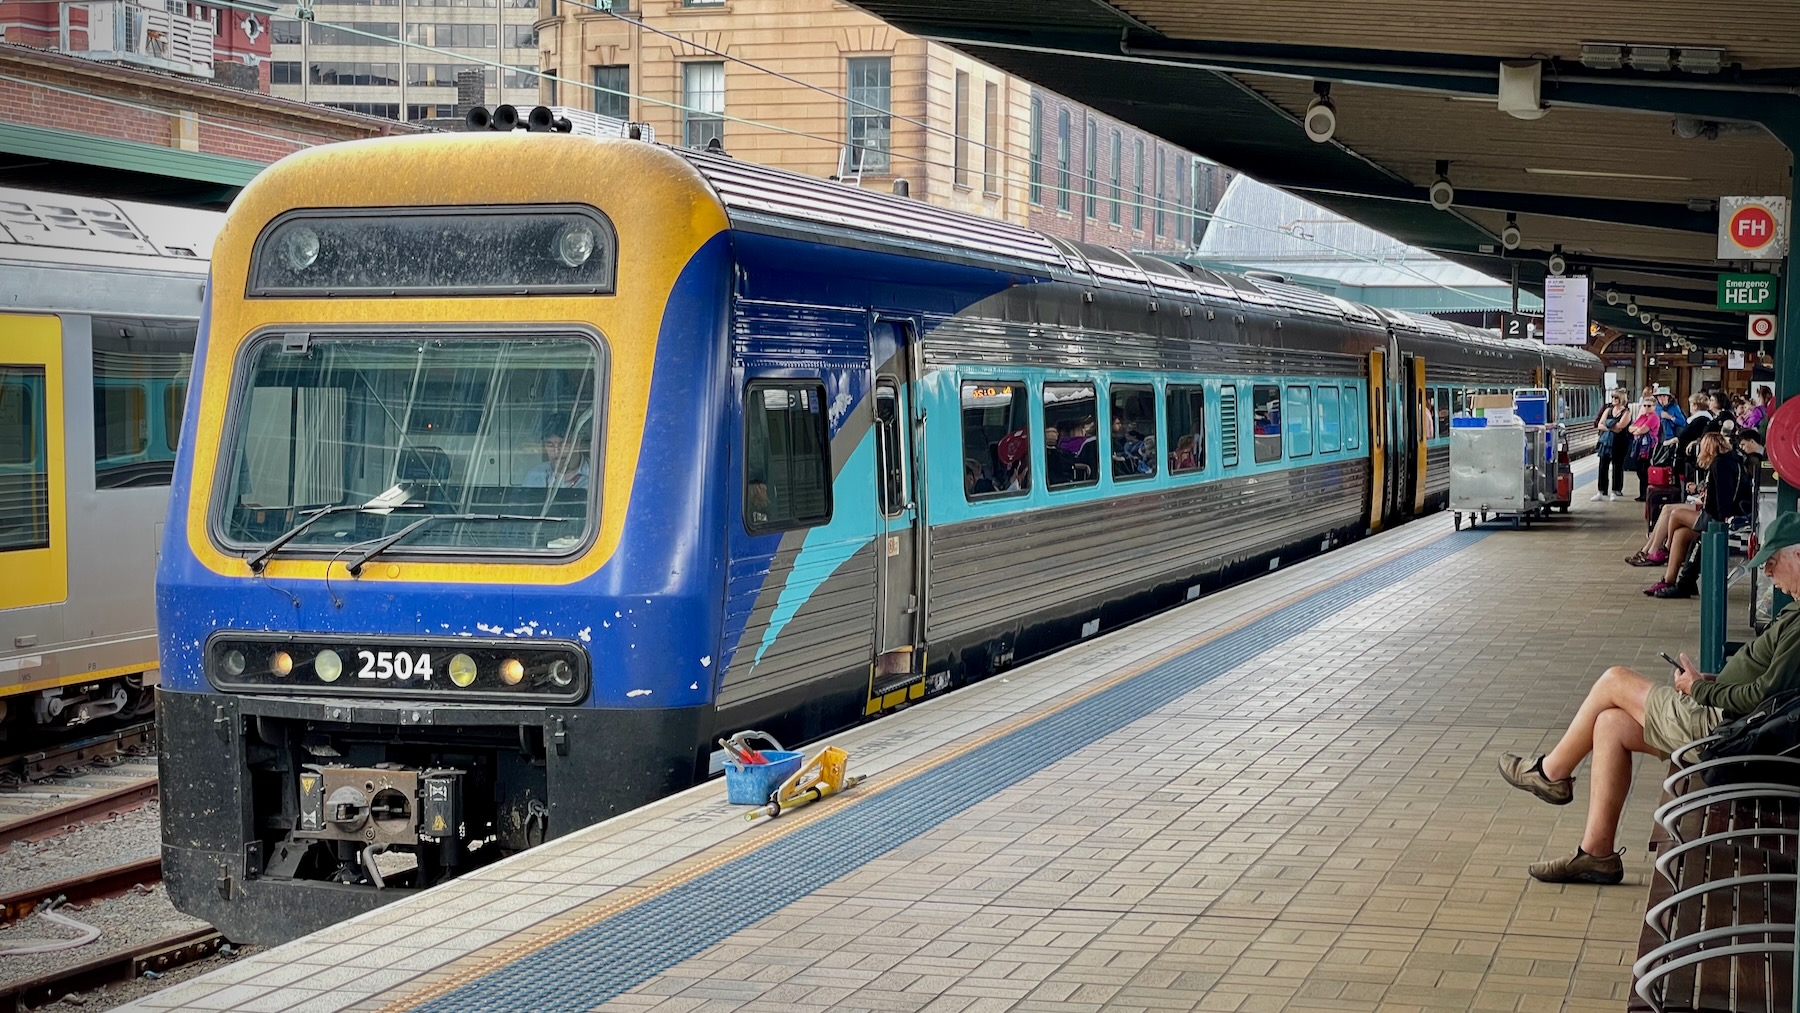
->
xmin=373 ymin=522 xmax=1456 ymax=1013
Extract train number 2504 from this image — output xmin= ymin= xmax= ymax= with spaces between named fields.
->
xmin=357 ymin=650 xmax=434 ymax=681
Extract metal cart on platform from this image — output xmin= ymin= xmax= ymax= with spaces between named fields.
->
xmin=1449 ymin=389 xmax=1566 ymax=530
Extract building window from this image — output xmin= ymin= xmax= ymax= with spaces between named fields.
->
xmin=542 ymin=70 xmax=557 ymax=106
xmin=744 ymin=383 xmax=831 ymax=532
xmin=1154 ymin=146 xmax=1166 ymax=236
xmin=1028 ymin=96 xmax=1042 ymax=205
xmin=592 ymin=64 xmax=629 ymax=121
xmin=982 ymin=82 xmax=999 ymax=195
xmin=270 ymin=60 xmax=303 ymax=84
xmin=1055 ymin=108 xmax=1070 ymax=212
xmin=1083 ymin=118 xmax=1097 ymax=219
xmin=683 ymin=0 xmax=724 ymax=6
xmin=953 ymin=70 xmax=969 ymax=188
xmin=272 ymin=19 xmax=301 ymax=43
xmin=682 ymin=61 xmax=724 ymax=149
xmin=846 ymin=56 xmax=890 ymax=174
xmin=1108 ymin=129 xmax=1121 ymax=226
xmin=1133 ymin=138 xmax=1144 ymax=230
xmin=505 ymin=25 xmax=536 ymax=47
xmin=1176 ymin=163 xmax=1188 ymax=244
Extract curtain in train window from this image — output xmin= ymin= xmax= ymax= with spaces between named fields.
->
xmin=745 ymin=381 xmax=831 ymax=533
xmin=1316 ymin=385 xmax=1341 ymax=452
xmin=0 ymin=365 xmax=48 ymax=551
xmin=1252 ymin=383 xmax=1282 ymax=463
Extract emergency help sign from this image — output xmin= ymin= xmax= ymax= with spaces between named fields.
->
xmin=1718 ymin=196 xmax=1790 ymax=260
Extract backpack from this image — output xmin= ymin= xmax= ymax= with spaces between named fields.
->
xmin=1697 ymin=689 xmax=1800 ymax=785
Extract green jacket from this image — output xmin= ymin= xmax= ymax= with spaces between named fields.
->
xmin=1692 ymin=602 xmax=1800 ymax=716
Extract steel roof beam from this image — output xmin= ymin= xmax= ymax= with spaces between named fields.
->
xmin=1276 ymin=182 xmax=1716 ymax=234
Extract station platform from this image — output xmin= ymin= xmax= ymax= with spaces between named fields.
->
xmin=126 ymin=468 xmax=1752 ymax=1013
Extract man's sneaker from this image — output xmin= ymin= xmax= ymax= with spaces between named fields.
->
xmin=1610 ymin=493 xmax=1622 ymax=501
xmin=1528 ymin=848 xmax=1626 ymax=885
xmin=1498 ymin=753 xmax=1574 ymax=805
xmin=1590 ymin=492 xmax=1606 ymax=501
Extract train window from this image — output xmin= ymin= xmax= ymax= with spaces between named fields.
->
xmin=873 ymin=382 xmax=905 ymax=517
xmin=1043 ymin=381 xmax=1098 ymax=490
xmin=1343 ymin=385 xmax=1360 ymax=450
xmin=1436 ymin=386 xmax=1451 ymax=436
xmin=217 ymin=333 xmax=602 ymax=556
xmin=93 ymin=320 xmax=195 ymax=488
xmin=961 ymin=381 xmax=1029 ymax=500
xmin=1285 ymin=385 xmax=1313 ymax=457
xmin=1166 ymin=385 xmax=1205 ymax=475
xmin=164 ymin=382 xmax=187 ymax=453
xmin=1109 ymin=383 xmax=1156 ymax=481
xmin=1423 ymin=388 xmax=1438 ymax=440
xmin=0 ymin=366 xmax=49 ymax=552
xmin=1317 ymin=385 xmax=1341 ymax=452
xmin=1251 ymin=383 xmax=1282 ymax=463
xmin=745 ymin=381 xmax=832 ymax=533
xmin=1219 ymin=384 xmax=1239 ymax=466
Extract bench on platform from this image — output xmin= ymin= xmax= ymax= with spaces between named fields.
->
xmin=1630 ymin=745 xmax=1800 ymax=1013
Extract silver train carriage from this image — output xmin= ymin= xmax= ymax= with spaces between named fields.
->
xmin=0 ymin=186 xmax=220 ymax=739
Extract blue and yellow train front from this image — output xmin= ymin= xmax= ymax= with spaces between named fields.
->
xmin=156 ymin=134 xmax=735 ymax=944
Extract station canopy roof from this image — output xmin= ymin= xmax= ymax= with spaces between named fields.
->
xmin=851 ymin=0 xmax=1800 ymax=349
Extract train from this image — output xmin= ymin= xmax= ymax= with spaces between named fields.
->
xmin=154 ymin=129 xmax=1602 ymax=944
xmin=0 ymin=187 xmax=220 ymax=742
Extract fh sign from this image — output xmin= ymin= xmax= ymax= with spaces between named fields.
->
xmin=1718 ymin=196 xmax=1790 ymax=259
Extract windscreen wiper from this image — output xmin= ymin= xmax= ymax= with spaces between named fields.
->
xmin=345 ymin=513 xmax=578 ymax=577
xmin=244 ymin=502 xmax=423 ymax=574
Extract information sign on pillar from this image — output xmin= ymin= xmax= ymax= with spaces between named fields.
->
xmin=1718 ymin=197 xmax=1791 ymax=260
xmin=1730 ymin=349 xmax=1747 ymax=370
xmin=1543 ymin=275 xmax=1589 ymax=345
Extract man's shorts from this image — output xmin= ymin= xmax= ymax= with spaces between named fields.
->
xmin=1643 ymin=683 xmax=1724 ymax=759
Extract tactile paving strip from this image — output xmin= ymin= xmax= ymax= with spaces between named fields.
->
xmin=414 ymin=527 xmax=1494 ymax=1013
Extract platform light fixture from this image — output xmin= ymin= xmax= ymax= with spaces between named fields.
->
xmin=1428 ymin=160 xmax=1454 ymax=211
xmin=1304 ymin=81 xmax=1337 ymax=143
xmin=1501 ymin=214 xmax=1522 ymax=250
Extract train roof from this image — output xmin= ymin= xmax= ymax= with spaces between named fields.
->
xmin=670 ymin=146 xmax=1599 ymax=369
xmin=0 ymin=185 xmax=222 ymax=272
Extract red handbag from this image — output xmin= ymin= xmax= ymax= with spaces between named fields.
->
xmin=1647 ymin=465 xmax=1677 ymax=487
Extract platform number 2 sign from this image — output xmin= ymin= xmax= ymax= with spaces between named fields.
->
xmin=1500 ymin=314 xmax=1536 ymax=340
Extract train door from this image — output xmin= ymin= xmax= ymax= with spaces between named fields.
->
xmin=1401 ymin=354 xmax=1427 ymax=516
xmin=870 ymin=319 xmax=923 ymax=704
xmin=0 ymin=314 xmax=67 ymax=612
xmin=1366 ymin=348 xmax=1388 ymax=531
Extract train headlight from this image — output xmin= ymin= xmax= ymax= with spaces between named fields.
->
xmin=553 ymin=223 xmax=596 ymax=268
xmin=315 ymin=649 xmax=344 ymax=683
xmin=281 ymin=226 xmax=320 ymax=271
xmin=547 ymin=659 xmax=574 ymax=688
xmin=271 ymin=651 xmax=294 ymax=677
xmin=498 ymin=658 xmax=524 ymax=686
xmin=448 ymin=653 xmax=478 ymax=688
xmin=222 ymin=649 xmax=247 ymax=677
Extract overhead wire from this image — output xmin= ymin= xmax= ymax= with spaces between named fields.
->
xmin=229 ymin=0 xmax=1514 ymax=307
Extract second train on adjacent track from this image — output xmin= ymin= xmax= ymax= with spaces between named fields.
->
xmin=155 ymin=131 xmax=1602 ymax=943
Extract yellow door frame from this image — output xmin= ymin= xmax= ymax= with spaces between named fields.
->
xmin=0 ymin=314 xmax=67 ymax=610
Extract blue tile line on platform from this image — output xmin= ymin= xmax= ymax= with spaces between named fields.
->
xmin=413 ymin=526 xmax=1495 ymax=1013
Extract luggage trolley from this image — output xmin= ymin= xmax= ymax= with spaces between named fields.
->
xmin=1449 ymin=388 xmax=1562 ymax=530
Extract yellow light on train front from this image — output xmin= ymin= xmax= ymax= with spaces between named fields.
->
xmin=553 ymin=223 xmax=596 ymax=268
xmin=498 ymin=658 xmax=524 ymax=686
xmin=448 ymin=654 xmax=478 ymax=688
xmin=315 ymin=649 xmax=344 ymax=683
xmin=271 ymin=651 xmax=294 ymax=677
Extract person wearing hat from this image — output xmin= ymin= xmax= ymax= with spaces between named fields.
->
xmin=1496 ymin=511 xmax=1800 ymax=884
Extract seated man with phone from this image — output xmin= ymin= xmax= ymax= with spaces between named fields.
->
xmin=1496 ymin=511 xmax=1800 ymax=884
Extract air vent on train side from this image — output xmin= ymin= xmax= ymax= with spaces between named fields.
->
xmin=1219 ymin=385 xmax=1240 ymax=468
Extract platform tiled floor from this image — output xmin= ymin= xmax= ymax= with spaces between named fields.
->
xmin=126 ymin=473 xmax=1754 ymax=1013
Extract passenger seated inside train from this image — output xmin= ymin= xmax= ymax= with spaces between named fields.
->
xmin=523 ymin=414 xmax=590 ymax=490
xmin=1170 ymin=434 xmax=1199 ymax=472
xmin=1043 ymin=425 xmax=1076 ymax=487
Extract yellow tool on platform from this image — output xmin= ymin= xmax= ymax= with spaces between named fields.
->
xmin=744 ymin=745 xmax=865 ymax=821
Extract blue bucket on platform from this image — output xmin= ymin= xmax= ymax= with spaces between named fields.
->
xmin=1513 ymin=388 xmax=1549 ymax=426
xmin=724 ymin=748 xmax=805 ymax=804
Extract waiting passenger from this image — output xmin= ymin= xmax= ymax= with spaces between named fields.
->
xmin=523 ymin=415 xmax=590 ymax=489
xmin=1498 ymin=512 xmax=1800 ymax=884
xmin=1627 ymin=433 xmax=1738 ymax=571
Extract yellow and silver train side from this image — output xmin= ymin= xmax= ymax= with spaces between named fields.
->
xmin=0 ymin=187 xmax=221 ymax=738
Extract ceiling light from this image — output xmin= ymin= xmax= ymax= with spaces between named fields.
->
xmin=1497 ymin=60 xmax=1547 ymax=121
xmin=1501 ymin=214 xmax=1522 ymax=250
xmin=1429 ymin=159 xmax=1454 ymax=211
xmin=1579 ymin=43 xmax=1625 ymax=70
xmin=1630 ymin=46 xmax=1673 ymax=72
xmin=1524 ymin=168 xmax=1694 ymax=181
xmin=1676 ymin=47 xmax=1724 ymax=74
xmin=1304 ymin=81 xmax=1336 ymax=144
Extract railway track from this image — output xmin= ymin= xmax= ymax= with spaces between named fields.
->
xmin=0 ymin=778 xmax=159 ymax=853
xmin=0 ymin=855 xmax=164 ymax=927
xmin=0 ymin=926 xmax=223 ymax=1013
xmin=0 ymin=721 xmax=156 ymax=783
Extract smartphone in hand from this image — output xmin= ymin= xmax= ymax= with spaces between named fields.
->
xmin=1658 ymin=651 xmax=1682 ymax=671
